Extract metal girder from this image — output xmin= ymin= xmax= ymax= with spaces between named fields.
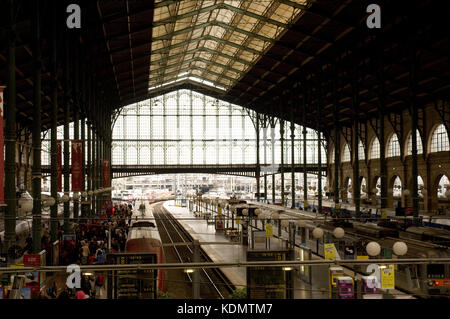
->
xmin=152 ymin=34 xmax=261 ymax=56
xmin=150 ymin=64 xmax=236 ymax=85
xmin=102 ymin=22 xmax=154 ymax=42
xmin=158 ymin=56 xmax=244 ymax=77
xmin=153 ymin=2 xmax=290 ymax=29
xmin=101 ymin=5 xmax=155 ymax=24
xmin=151 ymin=46 xmax=252 ymax=67
xmin=154 ymin=21 xmax=274 ymax=44
xmin=277 ymin=0 xmax=353 ymax=31
xmin=108 ymin=38 xmax=151 ymax=56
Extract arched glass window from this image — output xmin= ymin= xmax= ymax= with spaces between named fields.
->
xmin=112 ymin=147 xmax=124 ymax=165
xmin=140 ymin=147 xmax=150 ymax=165
xmin=370 ymin=138 xmax=380 ymax=159
xmin=430 ymin=124 xmax=449 ymax=152
xmin=387 ymin=134 xmax=400 ymax=157
xmin=342 ymin=144 xmax=351 ymax=162
xmin=127 ymin=147 xmax=138 ymax=165
xmin=406 ymin=130 xmax=423 ymax=155
xmin=358 ymin=141 xmax=365 ymax=160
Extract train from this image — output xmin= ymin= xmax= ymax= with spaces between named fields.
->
xmin=125 ymin=206 xmax=167 ymax=295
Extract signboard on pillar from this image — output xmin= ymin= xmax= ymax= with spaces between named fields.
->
xmin=57 ymin=140 xmax=62 ymax=192
xmin=103 ymin=159 xmax=110 ymax=187
xmin=71 ymin=140 xmax=82 ymax=191
xmin=0 ymin=86 xmax=5 ymax=205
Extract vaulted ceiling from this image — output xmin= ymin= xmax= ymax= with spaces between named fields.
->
xmin=0 ymin=0 xmax=448 ymax=135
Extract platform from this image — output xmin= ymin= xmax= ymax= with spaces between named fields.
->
xmin=162 ymin=200 xmax=330 ymax=298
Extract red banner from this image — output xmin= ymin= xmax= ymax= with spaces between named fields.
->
xmin=103 ymin=159 xmax=110 ymax=187
xmin=71 ymin=140 xmax=82 ymax=191
xmin=57 ymin=140 xmax=62 ymax=192
xmin=0 ymin=86 xmax=4 ymax=205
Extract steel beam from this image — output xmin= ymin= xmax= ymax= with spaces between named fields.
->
xmin=31 ymin=0 xmax=42 ymax=253
xmin=4 ymin=0 xmax=18 ymax=255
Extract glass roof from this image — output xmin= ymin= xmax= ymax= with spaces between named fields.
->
xmin=149 ymin=0 xmax=308 ymax=93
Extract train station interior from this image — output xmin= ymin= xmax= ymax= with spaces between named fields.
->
xmin=0 ymin=0 xmax=449 ymax=302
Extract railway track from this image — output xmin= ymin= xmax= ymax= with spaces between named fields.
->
xmin=151 ymin=202 xmax=234 ymax=299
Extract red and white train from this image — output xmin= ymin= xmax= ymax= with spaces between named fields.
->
xmin=125 ymin=207 xmax=167 ymax=294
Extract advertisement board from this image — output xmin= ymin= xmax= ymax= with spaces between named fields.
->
xmin=57 ymin=140 xmax=62 ymax=191
xmin=71 ymin=140 xmax=82 ymax=191
xmin=381 ymin=265 xmax=395 ymax=289
xmin=324 ymin=243 xmax=336 ymax=260
xmin=103 ymin=159 xmax=110 ymax=187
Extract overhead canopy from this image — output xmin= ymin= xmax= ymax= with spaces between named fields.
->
xmin=0 ymin=0 xmax=448 ymax=134
xmin=149 ymin=0 xmax=307 ymax=93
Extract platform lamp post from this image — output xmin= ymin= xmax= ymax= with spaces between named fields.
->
xmin=312 ymin=227 xmax=324 ymax=256
xmin=242 ymin=209 xmax=249 ymax=245
xmin=297 ymin=219 xmax=307 ymax=245
xmin=254 ymin=208 xmax=261 ymax=229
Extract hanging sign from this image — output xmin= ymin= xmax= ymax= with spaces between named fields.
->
xmin=57 ymin=140 xmax=62 ymax=192
xmin=71 ymin=140 xmax=82 ymax=191
xmin=103 ymin=159 xmax=110 ymax=187
xmin=324 ymin=243 xmax=336 ymax=260
xmin=0 ymin=86 xmax=5 ymax=205
xmin=265 ymin=222 xmax=273 ymax=237
xmin=381 ymin=265 xmax=395 ymax=289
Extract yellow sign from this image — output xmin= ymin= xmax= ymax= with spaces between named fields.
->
xmin=265 ymin=223 xmax=273 ymax=237
xmin=304 ymin=200 xmax=308 ymax=207
xmin=217 ymin=207 xmax=222 ymax=216
xmin=335 ymin=203 xmax=340 ymax=210
xmin=381 ymin=208 xmax=387 ymax=219
xmin=356 ymin=256 xmax=369 ymax=260
xmin=324 ymin=243 xmax=336 ymax=260
xmin=236 ymin=217 xmax=241 ymax=224
xmin=381 ymin=265 xmax=395 ymax=289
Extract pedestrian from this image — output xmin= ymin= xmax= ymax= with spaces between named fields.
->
xmin=75 ymin=288 xmax=87 ymax=299
xmin=95 ymin=247 xmax=105 ymax=264
xmin=80 ymin=241 xmax=90 ymax=265
xmin=25 ymin=235 xmax=33 ymax=254
xmin=46 ymin=281 xmax=58 ymax=299
xmin=95 ymin=273 xmax=104 ymax=298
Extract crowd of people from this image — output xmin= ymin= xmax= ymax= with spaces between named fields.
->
xmin=36 ymin=201 xmax=136 ymax=299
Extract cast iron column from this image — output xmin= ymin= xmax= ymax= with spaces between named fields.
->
xmin=31 ymin=0 xmax=42 ymax=253
xmin=352 ymin=67 xmax=361 ymax=219
xmin=263 ymin=121 xmax=268 ymax=202
xmin=4 ymin=0 xmax=17 ymax=254
xmin=290 ymin=103 xmax=296 ymax=209
xmin=316 ymin=79 xmax=323 ymax=215
xmin=409 ymin=37 xmax=420 ymax=226
xmin=302 ymin=86 xmax=308 ymax=210
xmin=50 ymin=2 xmax=59 ymax=242
xmin=63 ymin=37 xmax=71 ymax=234
xmin=271 ymin=123 xmax=276 ymax=203
xmin=377 ymin=57 xmax=388 ymax=219
xmin=333 ymin=75 xmax=341 ymax=213
xmin=280 ymin=117 xmax=285 ymax=206
xmin=256 ymin=113 xmax=260 ymax=202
